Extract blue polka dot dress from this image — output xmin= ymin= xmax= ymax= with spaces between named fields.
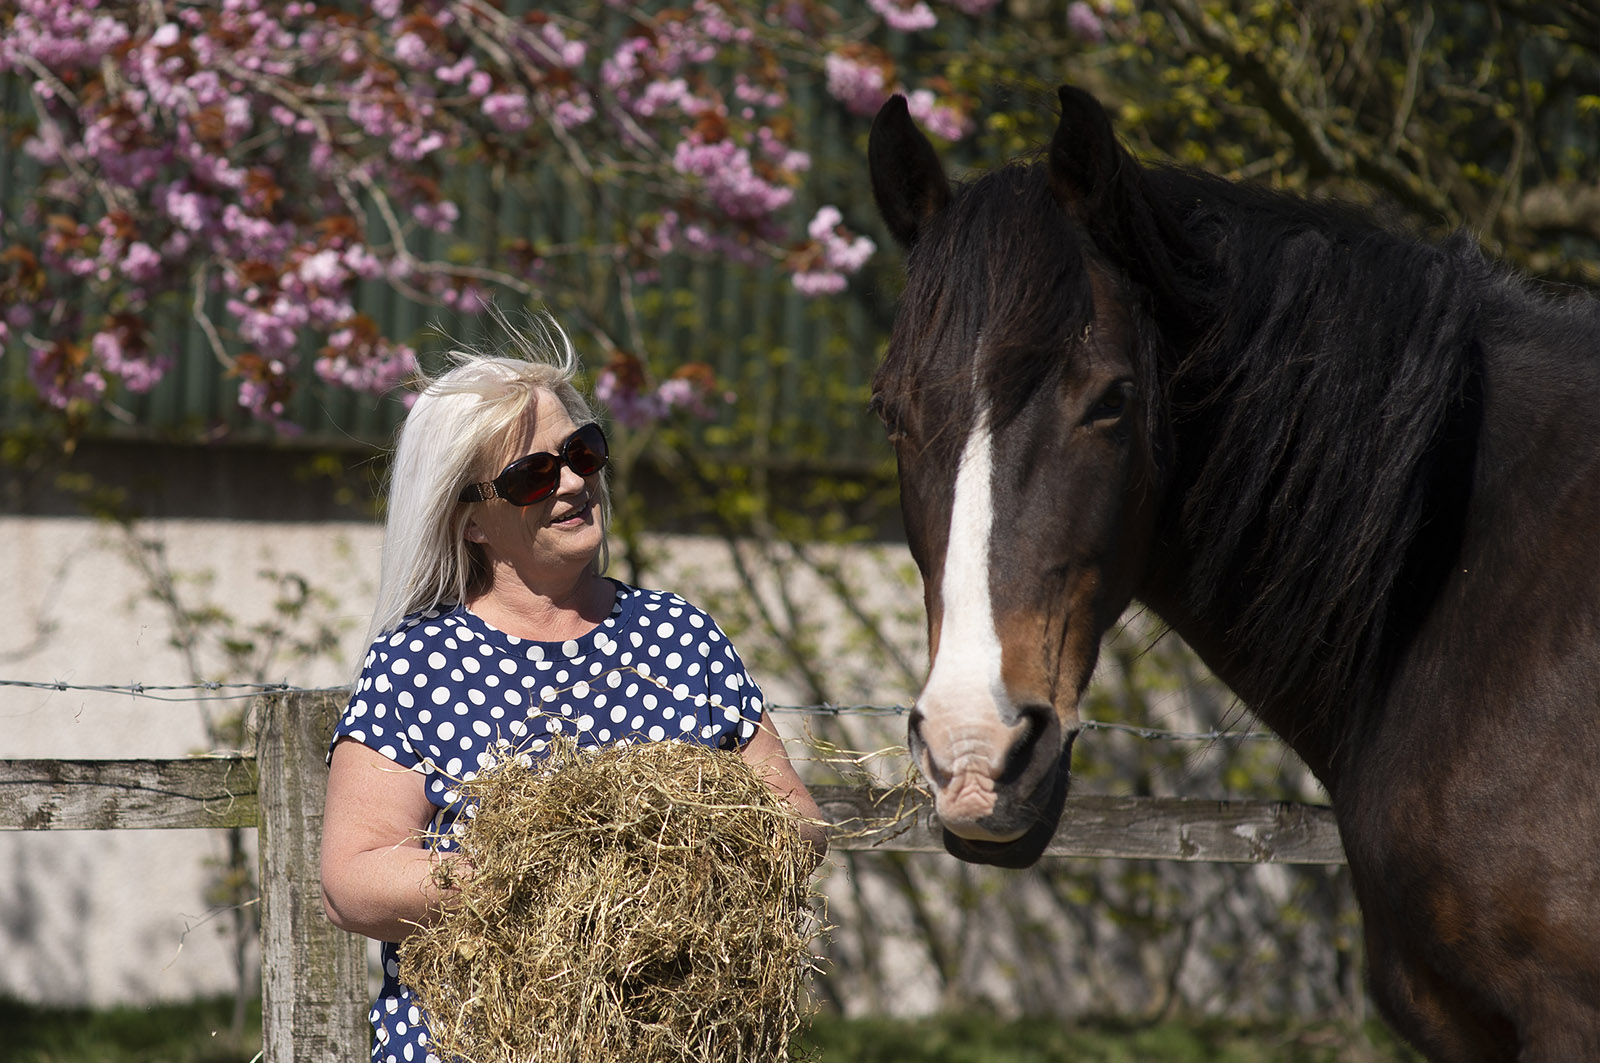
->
xmin=330 ymin=581 xmax=766 ymax=1063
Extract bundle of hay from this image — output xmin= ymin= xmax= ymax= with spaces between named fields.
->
xmin=400 ymin=738 xmax=823 ymax=1063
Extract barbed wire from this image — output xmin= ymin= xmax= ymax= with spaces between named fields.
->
xmin=0 ymin=679 xmax=344 ymax=703
xmin=776 ymin=702 xmax=1278 ymax=742
xmin=0 ymin=678 xmax=1281 ymax=744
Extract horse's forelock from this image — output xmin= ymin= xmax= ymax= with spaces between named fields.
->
xmin=884 ymin=164 xmax=1101 ymax=436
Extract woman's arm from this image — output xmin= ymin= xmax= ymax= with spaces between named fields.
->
xmin=741 ymin=715 xmax=829 ymax=861
xmin=321 ymin=737 xmax=467 ymax=942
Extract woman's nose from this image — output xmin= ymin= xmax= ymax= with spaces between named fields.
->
xmin=556 ymin=461 xmax=588 ymax=494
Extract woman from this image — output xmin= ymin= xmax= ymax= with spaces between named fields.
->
xmin=321 ymin=319 xmax=826 ymax=1063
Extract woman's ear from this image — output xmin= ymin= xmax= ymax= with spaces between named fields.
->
xmin=464 ymin=518 xmax=489 ymax=545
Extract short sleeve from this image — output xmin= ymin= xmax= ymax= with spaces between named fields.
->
xmin=328 ymin=622 xmax=435 ymax=769
xmin=700 ymin=611 xmax=766 ymax=748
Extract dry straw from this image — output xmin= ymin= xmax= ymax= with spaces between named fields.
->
xmin=401 ymin=738 xmax=824 ymax=1063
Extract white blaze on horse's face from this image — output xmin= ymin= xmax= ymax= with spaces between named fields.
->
xmin=915 ymin=406 xmax=1037 ymax=841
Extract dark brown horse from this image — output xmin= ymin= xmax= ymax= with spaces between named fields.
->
xmin=867 ymin=85 xmax=1600 ymax=1061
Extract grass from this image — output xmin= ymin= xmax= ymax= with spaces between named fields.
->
xmin=0 ymin=996 xmax=261 ymax=1063
xmin=799 ymin=1013 xmax=1422 ymax=1063
xmin=0 ymin=997 xmax=1420 ymax=1063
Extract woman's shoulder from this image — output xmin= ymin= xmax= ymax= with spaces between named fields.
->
xmin=609 ymin=581 xmax=735 ymax=646
xmin=612 ymin=582 xmax=714 ymax=620
xmin=379 ymin=604 xmax=463 ymax=636
xmin=361 ymin=604 xmax=474 ymax=661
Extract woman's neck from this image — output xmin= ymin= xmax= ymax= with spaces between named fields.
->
xmin=465 ymin=568 xmax=615 ymax=642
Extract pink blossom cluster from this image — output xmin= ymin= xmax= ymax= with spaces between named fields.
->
xmin=521 ymin=17 xmax=598 ymax=132
xmin=317 ymin=316 xmax=419 ymax=395
xmin=822 ymin=43 xmax=971 ymax=139
xmin=223 ymin=237 xmax=391 ymax=376
xmin=868 ymin=0 xmax=938 ymax=33
xmin=672 ymin=137 xmax=797 ymax=222
xmin=0 ymin=1 xmax=1110 ymax=436
xmin=825 ymin=49 xmax=894 ymax=117
xmin=600 ymin=1 xmax=806 ymax=251
xmin=906 ymin=89 xmax=972 ymax=141
xmin=28 ymin=342 xmax=108 ymax=410
xmin=0 ymin=1 xmax=129 ymax=72
xmin=0 ymin=1 xmax=518 ymax=423
xmin=594 ymin=353 xmax=730 ymax=430
xmin=594 ymin=370 xmax=674 ymax=429
xmin=92 ymin=317 xmax=171 ymax=394
xmin=655 ymin=210 xmax=760 ymax=266
xmin=792 ymin=206 xmax=877 ymax=296
xmin=234 ymin=355 xmax=297 ymax=429
xmin=601 ymin=18 xmax=718 ymax=119
xmin=1067 ymin=1 xmax=1108 ymax=43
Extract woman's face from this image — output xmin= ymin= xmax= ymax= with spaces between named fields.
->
xmin=465 ymin=388 xmax=605 ymax=587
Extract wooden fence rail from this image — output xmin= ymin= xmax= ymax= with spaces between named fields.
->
xmin=0 ymin=690 xmax=1345 ymax=1061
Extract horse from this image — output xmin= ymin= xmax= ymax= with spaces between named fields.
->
xmin=866 ymin=84 xmax=1600 ymax=1062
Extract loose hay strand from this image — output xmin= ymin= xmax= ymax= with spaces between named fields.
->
xmin=401 ymin=739 xmax=824 ymax=1063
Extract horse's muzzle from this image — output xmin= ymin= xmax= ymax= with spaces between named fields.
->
xmin=927 ymin=729 xmax=1077 ymax=869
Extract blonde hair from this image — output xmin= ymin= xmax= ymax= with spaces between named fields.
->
xmin=365 ymin=315 xmax=610 ymax=647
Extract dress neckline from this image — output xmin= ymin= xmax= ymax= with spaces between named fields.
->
xmin=456 ymin=579 xmax=632 ymax=657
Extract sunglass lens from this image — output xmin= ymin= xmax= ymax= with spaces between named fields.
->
xmin=566 ymin=424 xmax=608 ymax=476
xmin=500 ymin=455 xmax=560 ymax=506
xmin=488 ymin=425 xmax=607 ymax=506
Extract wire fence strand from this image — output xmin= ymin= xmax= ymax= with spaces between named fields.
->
xmin=0 ymin=679 xmax=1282 ymax=743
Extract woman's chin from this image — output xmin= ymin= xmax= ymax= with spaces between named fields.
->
xmin=537 ymin=520 xmax=604 ymax=565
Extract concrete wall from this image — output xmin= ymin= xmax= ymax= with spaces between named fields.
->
xmin=1 ymin=517 xmax=378 ymax=1005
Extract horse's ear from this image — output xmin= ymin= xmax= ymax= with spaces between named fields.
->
xmin=1051 ymin=84 xmax=1200 ymax=343
xmin=869 ymin=94 xmax=951 ymax=249
xmin=1048 ymin=84 xmax=1130 ymax=219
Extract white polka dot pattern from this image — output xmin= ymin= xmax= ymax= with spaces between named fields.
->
xmin=331 ymin=581 xmax=765 ymax=1063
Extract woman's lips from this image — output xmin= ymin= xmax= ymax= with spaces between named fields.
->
xmin=549 ymin=499 xmax=591 ymax=526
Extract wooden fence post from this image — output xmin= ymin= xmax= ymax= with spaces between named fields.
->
xmin=258 ymin=690 xmax=369 ymax=1062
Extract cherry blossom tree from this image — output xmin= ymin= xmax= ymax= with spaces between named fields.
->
xmin=8 ymin=0 xmax=1588 ymax=444
xmin=0 ymin=0 xmax=1035 ymax=436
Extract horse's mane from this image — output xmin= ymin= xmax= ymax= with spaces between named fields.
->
xmin=1136 ymin=165 xmax=1488 ymax=738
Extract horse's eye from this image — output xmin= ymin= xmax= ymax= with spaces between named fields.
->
xmin=869 ymin=393 xmax=906 ymax=441
xmin=1088 ymin=380 xmax=1135 ymax=423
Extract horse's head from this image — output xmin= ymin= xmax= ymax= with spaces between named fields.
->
xmin=868 ymin=87 xmax=1165 ymax=867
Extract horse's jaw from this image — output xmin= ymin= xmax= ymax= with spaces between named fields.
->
xmin=937 ymin=739 xmax=1075 ymax=869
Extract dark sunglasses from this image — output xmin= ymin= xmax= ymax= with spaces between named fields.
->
xmin=458 ymin=423 xmax=609 ymax=506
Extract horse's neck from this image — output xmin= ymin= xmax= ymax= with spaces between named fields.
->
xmin=1474 ymin=297 xmax=1600 ymax=494
xmin=1138 ymin=281 xmax=1600 ymax=792
xmin=1133 ymin=563 xmax=1344 ymax=787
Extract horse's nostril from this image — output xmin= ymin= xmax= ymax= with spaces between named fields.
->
xmin=998 ymin=704 xmax=1053 ymax=786
xmin=906 ymin=708 xmax=955 ymax=789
